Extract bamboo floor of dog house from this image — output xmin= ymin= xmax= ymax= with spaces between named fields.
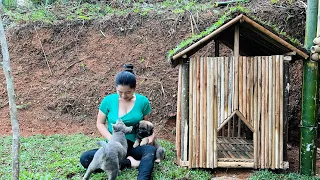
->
xmin=217 ymin=137 xmax=254 ymax=165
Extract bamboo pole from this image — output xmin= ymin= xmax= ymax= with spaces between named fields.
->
xmin=176 ymin=63 xmax=182 ymax=165
xmin=300 ymin=0 xmax=319 ymax=175
xmin=188 ymin=58 xmax=194 ymax=168
xmin=279 ymin=55 xmax=284 ymax=168
xmin=213 ymin=57 xmax=218 ymax=168
xmin=199 ymin=57 xmax=204 ymax=167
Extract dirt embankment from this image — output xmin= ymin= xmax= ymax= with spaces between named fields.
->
xmin=1 ymin=0 xmax=318 ymax=173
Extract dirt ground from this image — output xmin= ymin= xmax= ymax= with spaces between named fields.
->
xmin=1 ymin=1 xmax=320 ymax=179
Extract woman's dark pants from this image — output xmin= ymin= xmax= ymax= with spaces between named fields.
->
xmin=80 ymin=141 xmax=156 ymax=180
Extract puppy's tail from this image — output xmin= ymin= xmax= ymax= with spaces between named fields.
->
xmin=96 ymin=141 xmax=108 ymax=149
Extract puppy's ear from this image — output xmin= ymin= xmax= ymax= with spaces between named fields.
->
xmin=134 ymin=122 xmax=140 ymax=131
xmin=149 ymin=124 xmax=154 ymax=134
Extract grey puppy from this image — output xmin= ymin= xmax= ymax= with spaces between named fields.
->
xmin=83 ymin=119 xmax=133 ymax=180
xmin=133 ymin=120 xmax=165 ymax=162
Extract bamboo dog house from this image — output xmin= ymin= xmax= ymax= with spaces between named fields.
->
xmin=170 ymin=14 xmax=309 ymax=169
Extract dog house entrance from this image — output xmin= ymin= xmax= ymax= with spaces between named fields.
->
xmin=216 ymin=111 xmax=254 ymax=168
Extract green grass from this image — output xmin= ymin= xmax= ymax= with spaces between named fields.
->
xmin=250 ymin=170 xmax=320 ymax=180
xmin=0 ymin=134 xmax=212 ymax=179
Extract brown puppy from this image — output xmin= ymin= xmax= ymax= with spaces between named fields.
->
xmin=133 ymin=120 xmax=165 ymax=162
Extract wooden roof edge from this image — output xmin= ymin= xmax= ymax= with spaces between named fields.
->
xmin=241 ymin=15 xmax=309 ymax=60
xmin=170 ymin=14 xmax=244 ymax=68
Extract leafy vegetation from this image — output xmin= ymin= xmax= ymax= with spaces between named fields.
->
xmin=0 ymin=134 xmax=212 ymax=179
xmin=250 ymin=170 xmax=320 ymax=180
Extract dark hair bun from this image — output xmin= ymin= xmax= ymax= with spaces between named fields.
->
xmin=124 ymin=64 xmax=134 ymax=74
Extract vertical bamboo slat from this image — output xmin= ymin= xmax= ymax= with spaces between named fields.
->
xmin=213 ymin=58 xmax=218 ymax=167
xmin=279 ymin=55 xmax=284 ymax=168
xmin=253 ymin=56 xmax=258 ymax=168
xmin=264 ymin=56 xmax=269 ymax=168
xmin=246 ymin=57 xmax=251 ymax=124
xmin=199 ymin=57 xmax=204 ymax=167
xmin=257 ymin=56 xmax=262 ymax=168
xmin=234 ymin=56 xmax=239 ymax=136
xmin=207 ymin=58 xmax=212 ymax=167
xmin=221 ymin=57 xmax=225 ymax=134
xmin=196 ymin=57 xmax=201 ymax=167
xmin=192 ymin=57 xmax=197 ymax=168
xmin=272 ymin=55 xmax=276 ymax=169
xmin=250 ymin=57 xmax=254 ymax=127
xmin=243 ymin=57 xmax=247 ymax=119
xmin=238 ymin=56 xmax=243 ymax=137
xmin=203 ymin=57 xmax=208 ymax=167
xmin=181 ymin=60 xmax=189 ymax=162
xmin=176 ymin=63 xmax=182 ymax=165
xmin=261 ymin=57 xmax=265 ymax=169
xmin=227 ymin=58 xmax=231 ymax=137
xmin=275 ymin=55 xmax=280 ymax=169
xmin=217 ymin=57 xmax=221 ymax=128
xmin=188 ymin=58 xmax=194 ymax=168
xmin=268 ymin=56 xmax=273 ymax=167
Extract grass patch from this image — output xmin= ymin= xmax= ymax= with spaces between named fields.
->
xmin=250 ymin=170 xmax=320 ymax=180
xmin=0 ymin=134 xmax=212 ymax=179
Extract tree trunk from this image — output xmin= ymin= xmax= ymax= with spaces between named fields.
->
xmin=0 ymin=10 xmax=20 ymax=180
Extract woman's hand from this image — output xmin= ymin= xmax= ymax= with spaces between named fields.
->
xmin=147 ymin=131 xmax=155 ymax=144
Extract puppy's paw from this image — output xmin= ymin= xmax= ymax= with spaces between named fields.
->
xmin=140 ymin=138 xmax=149 ymax=146
xmin=155 ymin=159 xmax=161 ymax=163
xmin=133 ymin=141 xmax=139 ymax=148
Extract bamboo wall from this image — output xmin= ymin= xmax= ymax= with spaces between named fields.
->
xmin=176 ymin=55 xmax=288 ymax=169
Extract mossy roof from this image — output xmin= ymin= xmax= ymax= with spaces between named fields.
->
xmin=167 ymin=7 xmax=308 ymax=67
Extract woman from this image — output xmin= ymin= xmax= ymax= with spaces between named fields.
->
xmin=80 ymin=64 xmax=156 ymax=180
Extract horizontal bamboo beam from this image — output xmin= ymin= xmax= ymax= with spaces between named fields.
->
xmin=242 ymin=15 xmax=309 ymax=59
xmin=217 ymin=161 xmax=254 ymax=168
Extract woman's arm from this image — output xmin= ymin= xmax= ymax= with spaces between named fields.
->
xmin=143 ymin=115 xmax=155 ymax=144
xmin=96 ymin=110 xmax=112 ymax=141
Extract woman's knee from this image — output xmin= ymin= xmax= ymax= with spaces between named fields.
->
xmin=79 ymin=149 xmax=98 ymax=168
xmin=141 ymin=145 xmax=156 ymax=156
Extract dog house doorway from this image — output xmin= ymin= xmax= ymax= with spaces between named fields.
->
xmin=217 ymin=112 xmax=254 ymax=168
